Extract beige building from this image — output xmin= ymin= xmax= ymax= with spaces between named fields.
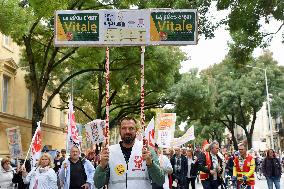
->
xmin=0 ymin=33 xmax=67 ymax=157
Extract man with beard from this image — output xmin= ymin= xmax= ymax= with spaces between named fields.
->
xmin=94 ymin=117 xmax=165 ymax=189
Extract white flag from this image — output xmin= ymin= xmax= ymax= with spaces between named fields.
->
xmin=67 ymin=98 xmax=80 ymax=151
xmin=144 ymin=117 xmax=155 ymax=147
xmin=31 ymin=122 xmax=42 ymax=167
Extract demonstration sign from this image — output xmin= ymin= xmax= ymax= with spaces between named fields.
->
xmin=55 ymin=9 xmax=197 ymax=46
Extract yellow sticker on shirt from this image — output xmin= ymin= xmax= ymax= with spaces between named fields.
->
xmin=115 ymin=164 xmax=126 ymax=176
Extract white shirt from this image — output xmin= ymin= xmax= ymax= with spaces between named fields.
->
xmin=211 ymin=154 xmax=219 ymax=180
xmin=159 ymin=154 xmax=172 ymax=189
xmin=187 ymin=157 xmax=194 ymax=178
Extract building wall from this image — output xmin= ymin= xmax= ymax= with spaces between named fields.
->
xmin=0 ymin=34 xmax=66 ymax=157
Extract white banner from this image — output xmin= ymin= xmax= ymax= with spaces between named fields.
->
xmin=85 ymin=119 xmax=106 ymax=144
xmin=171 ymin=125 xmax=195 ymax=147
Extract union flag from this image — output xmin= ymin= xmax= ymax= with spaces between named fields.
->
xmin=31 ymin=122 xmax=42 ymax=166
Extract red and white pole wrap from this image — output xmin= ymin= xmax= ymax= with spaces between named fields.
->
xmin=141 ymin=46 xmax=145 ymax=132
xmin=105 ymin=47 xmax=110 ymax=146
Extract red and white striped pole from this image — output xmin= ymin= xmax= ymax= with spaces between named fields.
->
xmin=141 ymin=46 xmax=146 ymax=141
xmin=105 ymin=47 xmax=110 ymax=146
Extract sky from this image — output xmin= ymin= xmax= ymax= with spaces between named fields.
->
xmin=179 ymin=14 xmax=284 ymax=73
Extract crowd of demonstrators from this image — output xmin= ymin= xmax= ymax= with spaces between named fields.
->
xmin=22 ymin=153 xmax=57 ymax=189
xmin=262 ymin=149 xmax=282 ymax=189
xmin=94 ymin=117 xmax=165 ymax=189
xmin=59 ymin=145 xmax=95 ymax=189
xmin=2 ymin=115 xmax=284 ymax=189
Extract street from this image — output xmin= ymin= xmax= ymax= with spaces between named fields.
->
xmin=194 ymin=175 xmax=284 ymax=189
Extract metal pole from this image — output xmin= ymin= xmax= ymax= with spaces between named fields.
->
xmin=264 ymin=69 xmax=274 ymax=149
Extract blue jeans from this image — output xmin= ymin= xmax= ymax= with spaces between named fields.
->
xmin=266 ymin=176 xmax=280 ymax=189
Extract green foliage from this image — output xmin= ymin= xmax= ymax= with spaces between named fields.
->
xmin=216 ymin=0 xmax=284 ymax=65
xmin=170 ymin=69 xmax=213 ymax=121
xmin=60 ymin=46 xmax=186 ymax=127
xmin=171 ymin=51 xmax=284 ymax=147
xmin=0 ymin=0 xmax=35 ymax=43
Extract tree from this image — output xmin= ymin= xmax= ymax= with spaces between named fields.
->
xmin=170 ymin=69 xmax=213 ymax=122
xmin=0 ymin=0 xmax=220 ymax=136
xmin=60 ymin=46 xmax=185 ymax=128
xmin=194 ymin=120 xmax=225 ymax=146
xmin=170 ymin=51 xmax=284 ymax=149
xmin=215 ymin=0 xmax=284 ymax=65
xmin=202 ymin=51 xmax=284 ymax=149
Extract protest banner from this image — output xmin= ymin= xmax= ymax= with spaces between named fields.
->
xmin=85 ymin=119 xmax=106 ymax=144
xmin=171 ymin=125 xmax=195 ymax=147
xmin=156 ymin=113 xmax=176 ymax=148
xmin=55 ymin=9 xmax=197 ymax=47
xmin=6 ymin=127 xmax=23 ymax=159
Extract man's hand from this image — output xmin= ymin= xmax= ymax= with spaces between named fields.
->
xmin=99 ymin=147 xmax=109 ymax=169
xmin=21 ymin=166 xmax=27 ymax=177
xmin=142 ymin=147 xmax=152 ymax=166
xmin=209 ymin=170 xmax=216 ymax=175
xmin=217 ymin=166 xmax=222 ymax=172
xmin=81 ymin=183 xmax=90 ymax=189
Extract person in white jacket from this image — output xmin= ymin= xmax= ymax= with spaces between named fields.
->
xmin=0 ymin=157 xmax=15 ymax=189
xmin=22 ymin=153 xmax=57 ymax=189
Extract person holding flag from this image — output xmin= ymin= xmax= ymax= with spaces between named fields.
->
xmin=59 ymin=98 xmax=95 ymax=189
xmin=23 ymin=121 xmax=42 ymax=168
xmin=22 ymin=153 xmax=57 ymax=189
xmin=94 ymin=116 xmax=165 ymax=189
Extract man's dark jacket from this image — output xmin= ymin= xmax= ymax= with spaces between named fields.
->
xmin=198 ymin=152 xmax=223 ymax=182
xmin=170 ymin=154 xmax=188 ymax=185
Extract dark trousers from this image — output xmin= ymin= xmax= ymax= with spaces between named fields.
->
xmin=201 ymin=180 xmax=219 ymax=189
xmin=185 ymin=177 xmax=196 ymax=189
